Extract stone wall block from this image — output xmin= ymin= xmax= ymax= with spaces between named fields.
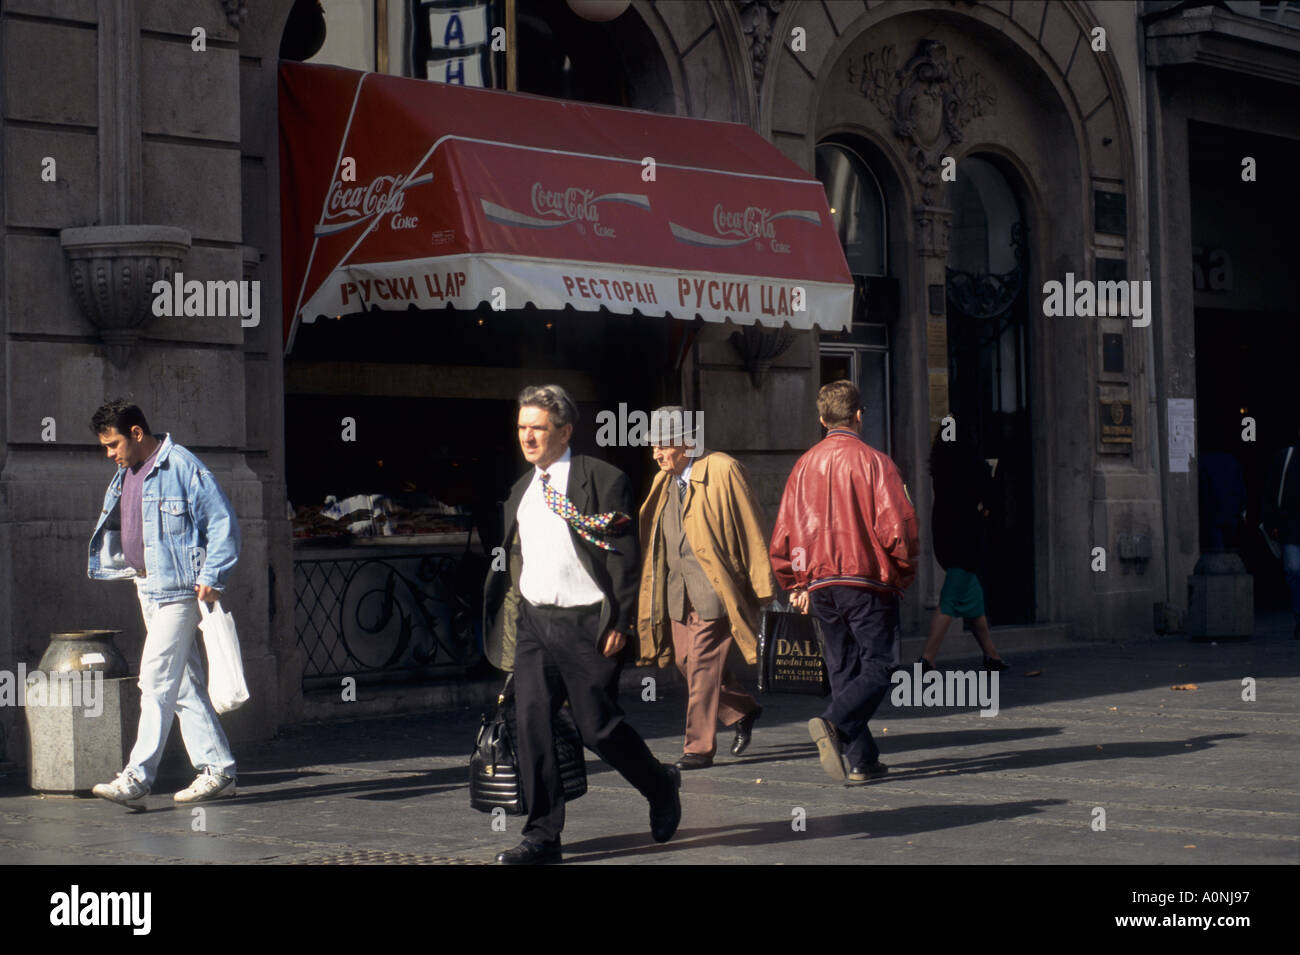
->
xmin=142 ymin=142 xmax=241 ymax=242
xmin=1040 ymin=3 xmax=1080 ymax=79
xmin=699 ymin=367 xmax=815 ymax=450
xmin=3 ymin=22 xmax=97 ymax=126
xmin=779 ymin=3 xmax=838 ymax=78
xmin=138 ymin=0 xmax=239 ymax=42
xmin=769 ymin=57 xmax=818 ymax=135
xmin=5 ymin=0 xmax=96 ymax=22
xmin=140 ymin=245 xmax=247 ymax=346
xmin=1067 ymin=39 xmax=1110 ymax=118
xmin=5 ymin=342 xmax=246 ymax=449
xmin=682 ymin=30 xmax=740 ymax=122
xmin=1085 ymin=104 xmax=1123 ymax=180
xmin=823 ymin=1 xmax=865 ymax=37
xmin=5 ymin=129 xmax=98 ymax=229
xmin=141 ymin=38 xmax=240 ymax=142
xmin=652 ymin=0 xmax=716 ymax=56
xmin=5 ymin=236 xmax=84 ymax=337
xmin=1010 ymin=0 xmax=1047 ymax=40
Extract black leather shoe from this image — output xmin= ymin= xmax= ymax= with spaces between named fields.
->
xmin=730 ymin=706 xmax=762 ymax=756
xmin=917 ymin=656 xmax=935 ymax=674
xmin=675 ymin=753 xmax=713 ymax=770
xmin=846 ymin=762 xmax=889 ymax=785
xmin=495 ymin=839 xmax=562 ymax=865
xmin=983 ymin=656 xmax=1009 ymax=672
xmin=649 ymin=765 xmax=681 ymax=843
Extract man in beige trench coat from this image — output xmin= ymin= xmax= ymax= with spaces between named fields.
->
xmin=636 ymin=406 xmax=778 ymax=769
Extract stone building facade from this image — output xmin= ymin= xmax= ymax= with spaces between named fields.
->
xmin=2 ymin=0 xmax=1296 ymax=765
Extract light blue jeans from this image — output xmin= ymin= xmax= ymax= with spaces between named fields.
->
xmin=1284 ymin=544 xmax=1300 ymax=618
xmin=126 ymin=581 xmax=236 ymax=786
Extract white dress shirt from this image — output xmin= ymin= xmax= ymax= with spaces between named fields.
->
xmin=517 ymin=447 xmax=605 ymax=607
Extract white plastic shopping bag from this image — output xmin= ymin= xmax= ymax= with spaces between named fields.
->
xmin=198 ymin=599 xmax=250 ymax=714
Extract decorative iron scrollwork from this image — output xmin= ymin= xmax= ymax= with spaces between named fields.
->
xmin=945 ymin=222 xmax=1026 ymax=320
xmin=295 ymin=552 xmax=480 ymax=685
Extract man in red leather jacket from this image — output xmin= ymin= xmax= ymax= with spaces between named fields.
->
xmin=770 ymin=380 xmax=919 ymax=783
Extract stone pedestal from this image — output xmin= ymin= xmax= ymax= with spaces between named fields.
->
xmin=1185 ymin=551 xmax=1254 ymax=639
xmin=25 ymin=676 xmax=138 ymax=793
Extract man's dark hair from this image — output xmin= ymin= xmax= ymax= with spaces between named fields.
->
xmin=91 ymin=399 xmax=150 ymax=437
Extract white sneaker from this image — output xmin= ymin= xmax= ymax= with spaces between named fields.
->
xmin=173 ymin=769 xmax=236 ymax=803
xmin=92 ymin=771 xmax=150 ymax=806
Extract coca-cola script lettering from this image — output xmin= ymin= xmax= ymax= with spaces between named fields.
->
xmin=713 ymin=204 xmax=775 ymax=240
xmin=327 ymin=175 xmax=407 ymax=221
xmin=315 ymin=171 xmax=432 ymax=237
xmin=532 ymin=184 xmax=599 ymax=223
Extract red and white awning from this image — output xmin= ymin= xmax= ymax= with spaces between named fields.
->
xmin=279 ymin=62 xmax=853 ymax=352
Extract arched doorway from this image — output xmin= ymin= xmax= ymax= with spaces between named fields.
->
xmin=944 ymin=155 xmax=1034 ymax=625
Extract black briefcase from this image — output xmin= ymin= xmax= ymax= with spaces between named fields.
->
xmin=757 ymin=609 xmax=831 ymax=696
xmin=469 ymin=675 xmax=587 ymax=814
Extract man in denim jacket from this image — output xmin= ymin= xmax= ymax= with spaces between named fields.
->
xmin=86 ymin=400 xmax=240 ymax=805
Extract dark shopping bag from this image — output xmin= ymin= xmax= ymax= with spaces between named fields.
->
xmin=469 ymin=675 xmax=587 ymax=814
xmin=757 ymin=609 xmax=831 ymax=696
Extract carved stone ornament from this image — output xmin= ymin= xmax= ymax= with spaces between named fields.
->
xmin=736 ymin=0 xmax=785 ymax=91
xmin=60 ymin=225 xmax=192 ymax=368
xmin=220 ymin=0 xmax=248 ymax=29
xmin=729 ymin=322 xmax=794 ymax=389
xmin=850 ymin=39 xmax=996 ymax=205
xmin=914 ymin=204 xmax=953 ymax=258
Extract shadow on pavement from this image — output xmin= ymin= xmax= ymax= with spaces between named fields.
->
xmin=882 ymin=732 xmax=1245 ymax=783
xmin=561 ymin=798 xmax=1067 ymax=862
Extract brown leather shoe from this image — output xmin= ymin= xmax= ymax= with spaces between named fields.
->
xmin=808 ymin=717 xmax=846 ymax=781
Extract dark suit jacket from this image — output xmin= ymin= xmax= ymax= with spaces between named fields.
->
xmin=483 ymin=453 xmax=639 ymax=672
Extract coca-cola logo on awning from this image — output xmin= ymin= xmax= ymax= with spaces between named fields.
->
xmin=481 ymin=183 xmax=650 ymax=238
xmin=532 ymin=183 xmax=601 ymax=223
xmin=670 ymin=204 xmax=822 ymax=254
xmin=713 ymin=205 xmax=777 ymax=240
xmin=315 ymin=172 xmax=433 ymax=237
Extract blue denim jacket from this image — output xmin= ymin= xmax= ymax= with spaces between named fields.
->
xmin=87 ymin=433 xmax=240 ymax=602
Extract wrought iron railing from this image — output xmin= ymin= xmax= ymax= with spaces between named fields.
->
xmin=293 ymin=546 xmax=482 ymax=689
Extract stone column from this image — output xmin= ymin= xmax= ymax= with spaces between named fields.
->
xmin=913 ymin=204 xmax=954 ymax=620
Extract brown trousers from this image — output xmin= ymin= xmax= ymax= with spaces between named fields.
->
xmin=671 ymin=606 xmax=759 ymax=757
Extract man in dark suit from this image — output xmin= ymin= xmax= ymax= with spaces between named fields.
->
xmin=484 ymin=384 xmax=681 ymax=865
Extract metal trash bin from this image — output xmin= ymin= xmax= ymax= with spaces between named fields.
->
xmin=24 ymin=630 xmax=136 ymax=794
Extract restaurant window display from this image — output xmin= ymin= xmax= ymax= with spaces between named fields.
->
xmin=286 ymin=303 xmax=672 ymax=688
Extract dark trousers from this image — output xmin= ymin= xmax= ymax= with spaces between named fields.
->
xmin=514 ymin=599 xmax=667 ymax=844
xmin=810 ymin=585 xmax=901 ymax=768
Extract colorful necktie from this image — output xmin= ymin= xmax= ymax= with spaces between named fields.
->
xmin=540 ymin=472 xmax=631 ymax=552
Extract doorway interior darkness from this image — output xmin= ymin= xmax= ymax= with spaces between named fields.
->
xmin=945 ymin=156 xmax=1035 ymax=626
xmin=1195 ymin=307 xmax=1300 ymax=609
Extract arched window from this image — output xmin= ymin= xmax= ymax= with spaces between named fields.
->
xmin=948 ymin=156 xmax=1022 ymax=279
xmin=815 ymin=143 xmax=887 ymax=278
xmin=816 ymin=141 xmax=892 ymax=452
